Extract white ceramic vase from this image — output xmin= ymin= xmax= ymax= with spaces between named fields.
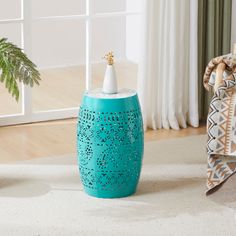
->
xmin=102 ymin=65 xmax=118 ymax=94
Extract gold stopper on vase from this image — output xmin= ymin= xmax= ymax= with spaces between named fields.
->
xmin=103 ymin=51 xmax=114 ymax=65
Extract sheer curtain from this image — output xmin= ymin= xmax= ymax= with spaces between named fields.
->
xmin=138 ymin=0 xmax=199 ymax=130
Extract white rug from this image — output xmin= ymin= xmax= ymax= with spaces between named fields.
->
xmin=0 ymin=135 xmax=236 ymax=236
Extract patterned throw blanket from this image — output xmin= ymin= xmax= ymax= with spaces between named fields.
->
xmin=204 ymin=54 xmax=236 ymax=194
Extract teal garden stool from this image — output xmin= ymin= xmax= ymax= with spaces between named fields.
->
xmin=77 ymin=89 xmax=144 ymax=198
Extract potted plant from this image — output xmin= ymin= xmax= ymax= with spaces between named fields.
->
xmin=0 ymin=38 xmax=40 ymax=101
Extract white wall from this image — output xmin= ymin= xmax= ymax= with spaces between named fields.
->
xmin=31 ymin=20 xmax=86 ymax=68
xmin=92 ymin=0 xmax=126 ymax=14
xmin=0 ymin=23 xmax=21 ymax=47
xmin=125 ymin=0 xmax=142 ymax=63
xmin=126 ymin=15 xmax=141 ymax=63
xmin=92 ymin=17 xmax=126 ymax=63
xmin=32 ymin=0 xmax=85 ymax=17
xmin=0 ymin=0 xmax=22 ymax=47
xmin=0 ymin=0 xmax=21 ymax=20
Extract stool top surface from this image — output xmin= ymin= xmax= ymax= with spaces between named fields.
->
xmin=84 ymin=88 xmax=137 ymax=99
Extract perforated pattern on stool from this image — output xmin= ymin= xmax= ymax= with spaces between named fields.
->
xmin=77 ymin=107 xmax=143 ymax=192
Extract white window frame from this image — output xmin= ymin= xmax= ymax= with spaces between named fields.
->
xmin=0 ymin=0 xmax=140 ymax=126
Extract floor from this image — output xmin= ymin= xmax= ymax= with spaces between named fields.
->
xmin=0 ymin=119 xmax=206 ymax=163
xmin=3 ymin=121 xmax=236 ymax=235
xmin=1 ymin=133 xmax=236 ymax=235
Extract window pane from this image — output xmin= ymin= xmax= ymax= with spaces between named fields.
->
xmin=91 ymin=16 xmax=139 ymax=91
xmin=92 ymin=17 xmax=126 ymax=62
xmin=0 ymin=23 xmax=22 ymax=115
xmin=31 ymin=20 xmax=86 ymax=111
xmin=92 ymin=0 xmax=126 ymax=14
xmin=0 ymin=0 xmax=21 ymax=20
xmin=126 ymin=0 xmax=142 ymax=12
xmin=32 ymin=0 xmax=86 ymax=17
xmin=0 ymin=23 xmax=21 ymax=47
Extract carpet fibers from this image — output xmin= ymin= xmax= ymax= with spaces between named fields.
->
xmin=0 ymin=135 xmax=236 ymax=236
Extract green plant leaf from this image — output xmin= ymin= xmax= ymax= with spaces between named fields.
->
xmin=0 ymin=38 xmax=41 ymax=101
